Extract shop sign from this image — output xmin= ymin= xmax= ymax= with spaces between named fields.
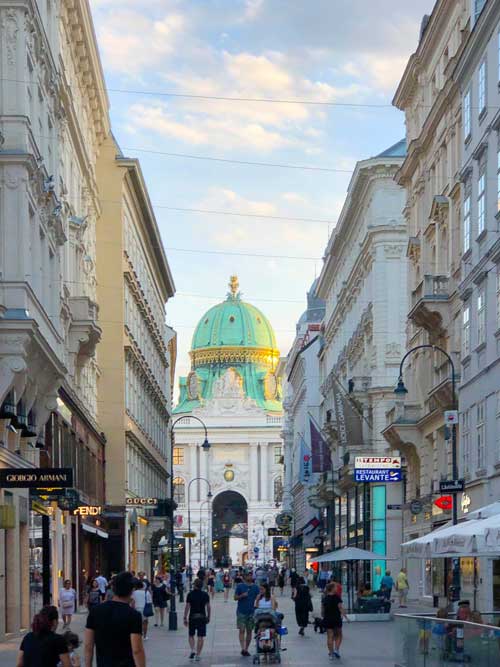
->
xmin=461 ymin=492 xmax=471 ymax=514
xmin=126 ymin=497 xmax=158 ymax=507
xmin=354 ymin=456 xmax=401 ymax=470
xmin=183 ymin=531 xmax=196 ymax=538
xmin=410 ymin=500 xmax=423 ymax=515
xmin=354 ymin=469 xmax=402 ymax=483
xmin=387 ymin=504 xmax=403 ymax=510
xmin=73 ymin=506 xmax=102 ymax=516
xmin=434 ymin=495 xmax=453 ymax=511
xmin=276 ymin=512 xmax=293 ymax=528
xmin=439 ymin=479 xmax=465 ymax=493
xmin=268 ymin=528 xmax=291 ymax=537
xmin=0 ymin=468 xmax=73 ymax=488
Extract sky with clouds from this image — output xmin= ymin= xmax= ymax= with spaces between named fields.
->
xmin=89 ymin=0 xmax=435 ymax=390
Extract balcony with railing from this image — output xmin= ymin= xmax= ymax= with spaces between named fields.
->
xmin=409 ymin=274 xmax=451 ymax=334
xmin=382 ymin=403 xmax=422 ymax=451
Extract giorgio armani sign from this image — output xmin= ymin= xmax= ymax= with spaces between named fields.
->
xmin=0 ymin=468 xmax=73 ymax=488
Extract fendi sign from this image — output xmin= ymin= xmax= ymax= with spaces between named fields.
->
xmin=0 ymin=468 xmax=73 ymax=488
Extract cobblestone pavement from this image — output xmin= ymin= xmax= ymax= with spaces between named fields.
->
xmin=1 ymin=587 xmax=399 ymax=666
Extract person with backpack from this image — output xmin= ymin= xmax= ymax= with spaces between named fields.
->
xmin=17 ymin=605 xmax=70 ymax=667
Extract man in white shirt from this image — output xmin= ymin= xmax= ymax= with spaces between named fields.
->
xmin=95 ymin=572 xmax=108 ymax=599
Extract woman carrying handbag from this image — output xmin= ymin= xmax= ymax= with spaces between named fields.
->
xmin=132 ymin=580 xmax=154 ymax=640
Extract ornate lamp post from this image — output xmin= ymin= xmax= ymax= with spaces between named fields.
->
xmin=187 ymin=477 xmax=212 ymax=576
xmin=394 ymin=344 xmax=460 ymax=603
xmin=169 ymin=416 xmax=210 ymax=631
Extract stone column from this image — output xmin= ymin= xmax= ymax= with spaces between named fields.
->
xmin=260 ymin=443 xmax=269 ymax=502
xmin=249 ymin=443 xmax=259 ymax=501
xmin=189 ymin=443 xmax=197 ymax=501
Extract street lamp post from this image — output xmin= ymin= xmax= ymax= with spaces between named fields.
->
xmin=188 ymin=477 xmax=212 ymax=577
xmin=169 ymin=416 xmax=210 ymax=631
xmin=394 ymin=344 xmax=460 ymax=602
xmin=199 ymin=499 xmax=211 ymax=568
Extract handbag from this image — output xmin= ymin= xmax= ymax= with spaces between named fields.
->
xmin=143 ymin=590 xmax=154 ymax=618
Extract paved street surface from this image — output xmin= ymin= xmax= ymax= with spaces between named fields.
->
xmin=0 ymin=587 xmax=397 ymax=666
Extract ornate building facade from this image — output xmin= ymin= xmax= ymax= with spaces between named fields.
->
xmin=0 ymin=0 xmax=109 ymax=637
xmin=96 ymin=135 xmax=175 ymax=574
xmin=384 ymin=0 xmax=469 ymax=603
xmin=316 ymin=141 xmax=408 ymax=591
xmin=172 ymin=278 xmax=284 ymax=568
xmin=282 ymin=281 xmax=325 ymax=573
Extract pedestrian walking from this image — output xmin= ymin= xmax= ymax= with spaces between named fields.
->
xmin=223 ymin=570 xmax=232 ymax=602
xmin=84 ymin=570 xmax=145 ymax=667
xmin=234 ymin=571 xmax=260 ymax=657
xmin=59 ymin=579 xmax=77 ymax=629
xmin=17 ymin=605 xmax=70 ymax=667
xmin=289 ymin=568 xmax=299 ymax=591
xmin=322 ymin=581 xmax=348 ymax=660
xmin=132 ymin=580 xmax=154 ymax=640
xmin=184 ymin=578 xmax=211 ymax=661
xmin=318 ymin=568 xmax=329 ymax=592
xmin=254 ymin=583 xmax=278 ymax=611
xmin=268 ymin=566 xmax=278 ymax=593
xmin=292 ymin=576 xmax=312 ymax=636
xmin=207 ymin=569 xmax=215 ymax=599
xmin=396 ymin=568 xmax=409 ymax=608
xmin=215 ymin=568 xmax=224 ymax=593
xmin=152 ymin=576 xmax=169 ymax=627
xmin=176 ymin=568 xmax=185 ymax=603
xmin=277 ymin=569 xmax=285 ymax=596
xmin=95 ymin=572 xmax=108 ymax=601
xmin=86 ymin=579 xmax=102 ymax=612
xmin=63 ymin=631 xmax=81 ymax=667
xmin=380 ymin=570 xmax=394 ymax=601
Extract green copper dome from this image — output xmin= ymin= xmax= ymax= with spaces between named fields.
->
xmin=174 ymin=276 xmax=282 ymax=414
xmin=192 ymin=288 xmax=277 ymax=352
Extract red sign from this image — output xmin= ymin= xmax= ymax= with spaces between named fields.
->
xmin=434 ymin=495 xmax=453 ymax=511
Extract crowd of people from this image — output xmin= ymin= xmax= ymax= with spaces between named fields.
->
xmin=16 ymin=564 xmax=353 ymax=666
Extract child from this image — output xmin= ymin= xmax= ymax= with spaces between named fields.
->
xmin=63 ymin=631 xmax=81 ymax=667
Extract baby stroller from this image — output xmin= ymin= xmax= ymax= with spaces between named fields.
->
xmin=252 ymin=610 xmax=285 ymax=664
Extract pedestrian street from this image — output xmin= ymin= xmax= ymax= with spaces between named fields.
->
xmin=1 ymin=587 xmax=396 ymax=667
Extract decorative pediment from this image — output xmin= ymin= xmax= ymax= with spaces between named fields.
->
xmin=429 ymin=195 xmax=449 ymax=223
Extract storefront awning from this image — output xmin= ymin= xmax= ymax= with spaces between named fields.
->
xmin=402 ymin=512 xmax=500 ymax=558
xmin=81 ymin=523 xmax=109 ymax=539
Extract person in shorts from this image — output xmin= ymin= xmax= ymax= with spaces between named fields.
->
xmin=234 ymin=572 xmax=260 ymax=657
xmin=184 ymin=578 xmax=211 ymax=661
xmin=322 ymin=581 xmax=348 ymax=660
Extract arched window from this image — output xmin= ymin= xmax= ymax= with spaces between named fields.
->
xmin=274 ymin=477 xmax=283 ymax=504
xmin=173 ymin=477 xmax=185 ymax=504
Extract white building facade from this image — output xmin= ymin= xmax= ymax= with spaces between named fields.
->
xmin=283 ymin=282 xmax=325 ymax=573
xmin=454 ymin=0 xmax=500 ymax=611
xmin=172 ymin=279 xmax=284 ymax=569
xmin=316 ymin=142 xmax=408 ymax=591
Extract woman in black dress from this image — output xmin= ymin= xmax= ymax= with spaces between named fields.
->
xmin=17 ymin=606 xmax=70 ymax=667
xmin=277 ymin=569 xmax=285 ymax=596
xmin=292 ymin=576 xmax=312 ymax=636
xmin=322 ymin=581 xmax=348 ymax=660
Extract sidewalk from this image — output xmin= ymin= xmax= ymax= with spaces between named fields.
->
xmin=1 ymin=589 xmax=398 ymax=666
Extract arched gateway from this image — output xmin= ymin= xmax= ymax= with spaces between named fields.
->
xmin=212 ymin=491 xmax=248 ymax=567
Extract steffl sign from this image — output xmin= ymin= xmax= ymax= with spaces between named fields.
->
xmin=0 ymin=468 xmax=73 ymax=488
xmin=355 ymin=457 xmax=401 ymax=470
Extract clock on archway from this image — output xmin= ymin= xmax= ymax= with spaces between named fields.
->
xmin=224 ymin=469 xmax=235 ymax=482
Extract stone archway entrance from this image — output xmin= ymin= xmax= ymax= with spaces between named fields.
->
xmin=212 ymin=491 xmax=248 ymax=567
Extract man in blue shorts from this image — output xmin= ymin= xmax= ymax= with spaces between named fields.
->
xmin=234 ymin=572 xmax=260 ymax=657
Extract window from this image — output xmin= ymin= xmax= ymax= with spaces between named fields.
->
xmin=273 ymin=477 xmax=283 ymax=503
xmin=462 ymin=411 xmax=470 ymax=474
xmin=497 ymin=391 xmax=500 ymax=458
xmin=274 ymin=446 xmax=283 ymax=464
xmin=497 ymin=149 xmax=500 ymax=213
xmin=463 ymin=305 xmax=471 ymax=357
xmin=463 ymin=90 xmax=471 ymax=139
xmin=463 ymin=195 xmax=471 ymax=252
xmin=476 ymin=401 xmax=486 ymax=469
xmin=477 ymin=286 xmax=486 ymax=345
xmin=173 ymin=447 xmax=184 ymax=465
xmin=478 ymin=61 xmax=486 ymax=116
xmin=475 ymin=0 xmax=487 ymax=21
xmin=173 ymin=477 xmax=185 ymax=504
xmin=497 ymin=268 xmax=500 ymax=329
xmin=478 ymin=170 xmax=486 ymax=235
xmin=498 ymin=32 xmax=500 ymax=83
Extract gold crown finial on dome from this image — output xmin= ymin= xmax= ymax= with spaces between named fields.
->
xmin=229 ymin=275 xmax=239 ymax=297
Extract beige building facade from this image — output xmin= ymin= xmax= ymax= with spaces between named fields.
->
xmin=96 ymin=135 xmax=175 ymax=574
xmin=383 ymin=0 xmax=469 ymax=602
xmin=0 ymin=0 xmax=109 ymax=637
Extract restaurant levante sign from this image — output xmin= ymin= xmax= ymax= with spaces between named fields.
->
xmin=0 ymin=468 xmax=73 ymax=488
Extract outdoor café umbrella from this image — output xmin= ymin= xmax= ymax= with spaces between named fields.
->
xmin=313 ymin=547 xmax=387 ymax=611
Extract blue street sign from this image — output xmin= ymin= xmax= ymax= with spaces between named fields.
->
xmin=354 ymin=469 xmax=402 ymax=483
xmin=253 ymin=546 xmax=260 ymax=554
